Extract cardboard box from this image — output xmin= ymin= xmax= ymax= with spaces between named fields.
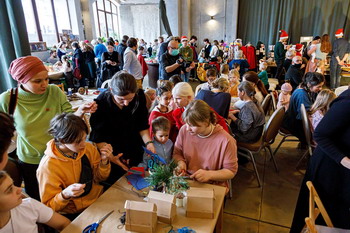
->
xmin=125 ymin=200 xmax=157 ymax=233
xmin=186 ymin=187 xmax=215 ymax=219
xmin=147 ymin=191 xmax=177 ymax=224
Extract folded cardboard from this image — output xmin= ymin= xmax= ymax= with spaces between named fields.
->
xmin=125 ymin=200 xmax=157 ymax=233
xmin=147 ymin=190 xmax=177 ymax=224
xmin=186 ymin=187 xmax=214 ymax=219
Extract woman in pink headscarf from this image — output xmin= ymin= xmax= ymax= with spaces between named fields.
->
xmin=0 ymin=56 xmax=97 ymax=200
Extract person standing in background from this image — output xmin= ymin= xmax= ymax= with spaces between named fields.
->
xmin=274 ymin=30 xmax=290 ymax=85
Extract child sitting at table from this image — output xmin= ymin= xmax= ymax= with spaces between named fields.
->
xmin=258 ymin=61 xmax=269 ymax=91
xmin=228 ymin=69 xmax=240 ymax=97
xmin=37 ymin=113 xmax=111 ymax=220
xmin=228 ymin=81 xmax=265 ymax=143
xmin=139 ymin=116 xmax=173 ymax=169
xmin=61 ymin=55 xmax=75 ymax=90
xmin=277 ymin=82 xmax=293 ymax=110
xmin=220 ymin=64 xmax=230 ymax=79
xmin=309 ymin=89 xmax=336 ymax=131
xmin=149 ymin=86 xmax=177 ymax=141
xmin=201 ymin=68 xmax=218 ymax=91
xmin=173 ymin=100 xmax=238 ymax=187
xmin=0 ymin=171 xmax=70 ymax=233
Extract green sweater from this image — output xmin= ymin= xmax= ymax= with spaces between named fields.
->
xmin=0 ymin=85 xmax=74 ymax=164
xmin=179 ymin=46 xmax=193 ymax=62
xmin=274 ymin=41 xmax=286 ymax=62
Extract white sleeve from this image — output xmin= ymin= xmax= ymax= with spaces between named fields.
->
xmin=28 ymin=198 xmax=54 ymax=224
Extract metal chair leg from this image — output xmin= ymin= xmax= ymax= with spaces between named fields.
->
xmin=249 ymin=151 xmax=261 ymax=187
xmin=296 ymin=149 xmax=309 ymax=169
xmin=267 ymin=146 xmax=279 ymax=172
xmin=228 ymin=179 xmax=233 ymax=199
xmin=273 ymin=135 xmax=287 ymax=156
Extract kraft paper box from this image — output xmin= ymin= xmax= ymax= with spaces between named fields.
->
xmin=147 ymin=191 xmax=177 ymax=224
xmin=125 ymin=200 xmax=157 ymax=233
xmin=186 ymin=187 xmax=214 ymax=219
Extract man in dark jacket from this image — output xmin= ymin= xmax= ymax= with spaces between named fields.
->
xmin=330 ymin=29 xmax=350 ymax=89
xmin=285 ymin=56 xmax=303 ymax=91
xmin=116 ymin=35 xmax=129 ymax=70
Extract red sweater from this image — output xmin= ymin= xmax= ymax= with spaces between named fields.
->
xmin=149 ymin=107 xmax=178 ymax=142
xmin=172 ymin=107 xmax=229 ymax=133
xmin=137 ymin=54 xmax=148 ymax=77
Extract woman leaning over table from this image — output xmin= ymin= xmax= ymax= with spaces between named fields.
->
xmin=89 ymin=71 xmax=156 ymax=188
xmin=173 ymin=99 xmax=238 ymax=189
xmin=0 ymin=56 xmax=97 ymax=200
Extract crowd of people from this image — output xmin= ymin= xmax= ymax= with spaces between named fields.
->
xmin=0 ymin=27 xmax=350 ymax=232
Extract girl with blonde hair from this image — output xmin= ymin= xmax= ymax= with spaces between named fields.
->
xmin=228 ymin=69 xmax=240 ymax=97
xmin=196 ymin=78 xmax=231 ymax=118
xmin=309 ymin=89 xmax=336 ymax=130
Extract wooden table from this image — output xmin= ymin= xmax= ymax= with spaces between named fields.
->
xmin=62 ymin=176 xmax=226 ymax=233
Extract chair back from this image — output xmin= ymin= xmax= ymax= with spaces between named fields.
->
xmin=55 ymin=83 xmax=65 ymax=92
xmin=101 ymin=79 xmax=111 ymax=89
xmin=271 ymin=91 xmax=277 ymax=110
xmin=261 ymin=94 xmax=272 ymax=116
xmin=300 ymin=104 xmax=312 ymax=150
xmin=195 ymin=83 xmax=204 ymax=96
xmin=305 ymin=181 xmax=334 ymax=233
xmin=263 ymin=107 xmax=285 ymax=144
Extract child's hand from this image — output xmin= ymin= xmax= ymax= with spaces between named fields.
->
xmin=175 ymin=161 xmax=187 ymax=176
xmin=100 ymin=143 xmax=113 ymax=163
xmin=190 ymin=169 xmax=212 ymax=183
xmin=62 ymin=183 xmax=86 ymax=199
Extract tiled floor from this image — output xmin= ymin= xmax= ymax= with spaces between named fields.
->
xmin=224 ymin=135 xmax=307 ymax=233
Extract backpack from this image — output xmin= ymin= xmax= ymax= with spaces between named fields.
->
xmin=197 ymin=63 xmax=207 ymax=82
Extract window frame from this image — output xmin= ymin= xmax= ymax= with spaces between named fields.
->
xmin=95 ymin=0 xmax=119 ymax=38
xmin=23 ymin=0 xmax=73 ymax=45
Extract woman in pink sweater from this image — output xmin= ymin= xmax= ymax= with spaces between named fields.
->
xmin=173 ymin=100 xmax=238 ymax=187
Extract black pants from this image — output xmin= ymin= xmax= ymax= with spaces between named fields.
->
xmin=275 ymin=59 xmax=285 ymax=83
xmin=330 ymin=59 xmax=341 ymax=89
xmin=18 ymin=161 xmax=40 ymax=201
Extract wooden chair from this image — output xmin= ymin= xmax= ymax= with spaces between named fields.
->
xmin=55 ymin=83 xmax=65 ymax=92
xmin=296 ymin=104 xmax=313 ymax=168
xmin=237 ymin=107 xmax=285 ymax=187
xmin=305 ymin=181 xmax=350 ymax=233
xmin=261 ymin=94 xmax=272 ymax=116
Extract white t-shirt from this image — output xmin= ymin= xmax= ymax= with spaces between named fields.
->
xmin=0 ymin=198 xmax=53 ymax=233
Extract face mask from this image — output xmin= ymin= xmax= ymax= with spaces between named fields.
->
xmin=171 ymin=49 xmax=179 ymax=56
xmin=294 ymin=64 xmax=302 ymax=68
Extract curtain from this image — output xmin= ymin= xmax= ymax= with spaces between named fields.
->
xmin=238 ymin=0 xmax=350 ymax=46
xmin=0 ymin=0 xmax=31 ymax=92
xmin=159 ymin=0 xmax=173 ymax=36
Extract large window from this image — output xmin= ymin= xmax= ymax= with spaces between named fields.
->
xmin=93 ymin=0 xmax=119 ymax=39
xmin=21 ymin=0 xmax=73 ymax=47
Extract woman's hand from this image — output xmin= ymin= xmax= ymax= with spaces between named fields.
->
xmin=190 ymin=169 xmax=212 ymax=183
xmin=109 ymin=153 xmax=129 ymax=171
xmin=62 ymin=183 xmax=86 ymax=199
xmin=100 ymin=143 xmax=113 ymax=164
xmin=175 ymin=161 xmax=187 ymax=176
xmin=76 ymin=101 xmax=98 ymax=116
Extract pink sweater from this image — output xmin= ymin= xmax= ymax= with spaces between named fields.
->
xmin=173 ymin=124 xmax=238 ymax=186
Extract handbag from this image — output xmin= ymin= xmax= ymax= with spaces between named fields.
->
xmin=73 ymin=58 xmax=82 ymax=80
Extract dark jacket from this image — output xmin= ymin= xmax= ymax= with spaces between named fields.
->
xmin=285 ymin=65 xmax=303 ymax=90
xmin=116 ymin=43 xmax=127 ymax=69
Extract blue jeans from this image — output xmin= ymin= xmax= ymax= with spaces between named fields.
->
xmin=181 ymin=72 xmax=190 ymax=82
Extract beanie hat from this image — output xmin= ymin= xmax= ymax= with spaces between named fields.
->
xmin=281 ymin=83 xmax=292 ymax=92
xmin=335 ymin=29 xmax=344 ymax=37
xmin=8 ymin=56 xmax=48 ymax=84
xmin=279 ymin=30 xmax=289 ymax=40
xmin=181 ymin=36 xmax=188 ymax=41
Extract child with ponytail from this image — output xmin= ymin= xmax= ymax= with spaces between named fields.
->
xmin=229 ymin=81 xmax=265 ymax=143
